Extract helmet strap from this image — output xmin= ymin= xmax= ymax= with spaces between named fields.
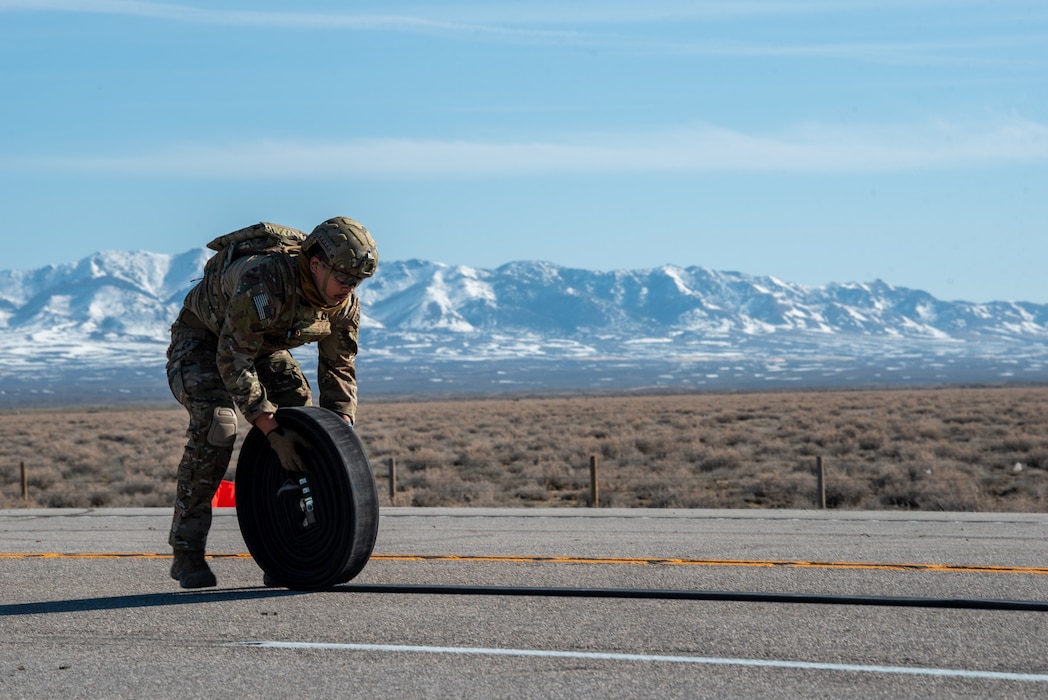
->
xmin=298 ymin=253 xmax=347 ymax=313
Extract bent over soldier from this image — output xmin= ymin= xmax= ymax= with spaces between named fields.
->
xmin=166 ymin=216 xmax=378 ymax=588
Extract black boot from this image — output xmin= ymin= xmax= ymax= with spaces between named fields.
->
xmin=170 ymin=550 xmax=217 ymax=589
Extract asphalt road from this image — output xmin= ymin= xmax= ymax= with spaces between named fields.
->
xmin=2 ymin=507 xmax=1047 ymax=699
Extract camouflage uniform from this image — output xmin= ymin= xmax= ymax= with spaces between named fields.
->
xmin=166 ymin=224 xmax=361 ymax=553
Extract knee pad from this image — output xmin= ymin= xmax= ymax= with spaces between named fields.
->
xmin=206 ymin=407 xmax=238 ymax=447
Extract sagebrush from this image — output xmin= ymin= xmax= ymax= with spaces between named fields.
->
xmin=2 ymin=386 xmax=1046 ymax=511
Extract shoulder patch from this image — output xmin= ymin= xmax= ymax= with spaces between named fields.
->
xmin=250 ymin=284 xmax=273 ymax=321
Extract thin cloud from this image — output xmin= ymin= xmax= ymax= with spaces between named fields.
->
xmin=0 ymin=1 xmax=579 ymax=39
xmin=3 ymin=1 xmax=1041 ymax=65
xmin=2 ymin=0 xmax=1036 ymax=26
xmin=401 ymin=0 xmax=1045 ymax=26
xmin=9 ymin=119 xmax=1047 ymax=179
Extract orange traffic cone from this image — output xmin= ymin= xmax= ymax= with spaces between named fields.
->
xmin=212 ymin=479 xmax=236 ymax=508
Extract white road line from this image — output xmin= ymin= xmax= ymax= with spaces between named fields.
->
xmin=229 ymin=641 xmax=1048 ymax=683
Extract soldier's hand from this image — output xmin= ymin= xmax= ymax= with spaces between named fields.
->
xmin=266 ymin=426 xmax=311 ymax=473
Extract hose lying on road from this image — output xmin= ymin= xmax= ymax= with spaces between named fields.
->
xmin=336 ymin=583 xmax=1048 ymax=612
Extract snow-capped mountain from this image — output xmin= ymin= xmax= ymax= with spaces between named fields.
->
xmin=2 ymin=249 xmax=1047 ymax=406
xmin=0 ymin=249 xmax=208 ymax=339
xmin=362 ymin=259 xmax=1048 ymax=340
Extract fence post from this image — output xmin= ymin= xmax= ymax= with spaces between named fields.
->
xmin=589 ymin=455 xmax=599 ymax=508
xmin=388 ymin=457 xmax=396 ymax=506
xmin=21 ymin=462 xmax=28 ymax=502
xmin=816 ymin=456 xmax=826 ymax=509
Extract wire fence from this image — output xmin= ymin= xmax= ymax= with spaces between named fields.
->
xmin=376 ymin=453 xmax=1048 ymax=512
xmin=6 ymin=451 xmax=1047 ymax=512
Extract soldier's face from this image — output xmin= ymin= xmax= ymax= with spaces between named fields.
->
xmin=311 ymin=257 xmax=357 ymax=305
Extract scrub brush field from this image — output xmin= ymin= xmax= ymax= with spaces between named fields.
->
xmin=2 ymin=386 xmax=1047 ymax=511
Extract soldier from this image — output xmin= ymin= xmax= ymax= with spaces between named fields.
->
xmin=165 ymin=216 xmax=378 ymax=588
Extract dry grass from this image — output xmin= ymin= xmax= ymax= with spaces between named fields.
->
xmin=2 ymin=386 xmax=1047 ymax=511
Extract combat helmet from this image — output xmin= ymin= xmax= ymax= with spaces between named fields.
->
xmin=303 ymin=216 xmax=379 ymax=281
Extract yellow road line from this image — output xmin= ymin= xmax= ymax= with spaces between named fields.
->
xmin=1 ymin=552 xmax=1046 ymax=575
xmin=0 ymin=552 xmax=251 ymax=560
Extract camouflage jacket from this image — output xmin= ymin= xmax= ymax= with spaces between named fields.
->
xmin=180 ymin=250 xmax=360 ymax=422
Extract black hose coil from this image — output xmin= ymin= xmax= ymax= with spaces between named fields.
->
xmin=235 ymin=406 xmax=379 ymax=590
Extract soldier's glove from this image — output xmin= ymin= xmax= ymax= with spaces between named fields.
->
xmin=266 ymin=426 xmax=311 ymax=473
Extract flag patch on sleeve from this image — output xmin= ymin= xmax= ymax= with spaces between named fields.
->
xmin=252 ymin=290 xmax=272 ymax=320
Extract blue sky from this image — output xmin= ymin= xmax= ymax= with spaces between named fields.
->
xmin=1 ymin=1 xmax=1045 ymax=303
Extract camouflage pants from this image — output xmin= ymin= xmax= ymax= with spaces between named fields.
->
xmin=166 ymin=322 xmax=312 ymax=552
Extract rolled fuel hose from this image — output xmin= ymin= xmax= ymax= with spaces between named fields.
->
xmin=235 ymin=406 xmax=379 ymax=590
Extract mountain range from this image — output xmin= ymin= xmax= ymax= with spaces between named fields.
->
xmin=2 ymin=248 xmax=1046 ymax=407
